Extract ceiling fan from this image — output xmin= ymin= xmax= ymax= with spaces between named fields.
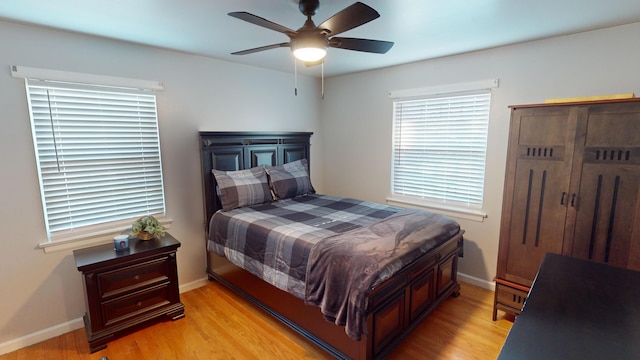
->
xmin=228 ymin=0 xmax=394 ymax=64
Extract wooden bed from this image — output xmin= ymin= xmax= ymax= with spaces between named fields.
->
xmin=199 ymin=131 xmax=464 ymax=360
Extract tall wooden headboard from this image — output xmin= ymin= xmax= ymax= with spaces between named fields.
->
xmin=199 ymin=131 xmax=313 ymax=234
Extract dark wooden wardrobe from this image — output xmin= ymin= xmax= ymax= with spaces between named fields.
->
xmin=494 ymin=98 xmax=640 ymax=319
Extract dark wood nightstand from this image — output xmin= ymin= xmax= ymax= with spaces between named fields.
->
xmin=73 ymin=233 xmax=185 ymax=353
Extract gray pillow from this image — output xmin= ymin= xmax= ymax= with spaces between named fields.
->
xmin=212 ymin=166 xmax=272 ymax=211
xmin=265 ymin=159 xmax=315 ymax=200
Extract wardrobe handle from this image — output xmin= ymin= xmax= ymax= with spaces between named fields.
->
xmin=570 ymin=193 xmax=576 ymax=207
xmin=560 ymin=192 xmax=567 ymax=205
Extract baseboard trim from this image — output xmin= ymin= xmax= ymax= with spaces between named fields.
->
xmin=458 ymin=272 xmax=495 ymax=291
xmin=0 ymin=318 xmax=84 ymax=356
xmin=179 ymin=277 xmax=209 ymax=293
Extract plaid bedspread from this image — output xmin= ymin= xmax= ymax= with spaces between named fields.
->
xmin=208 ymin=194 xmax=402 ymax=298
xmin=207 ymin=194 xmax=457 ymax=300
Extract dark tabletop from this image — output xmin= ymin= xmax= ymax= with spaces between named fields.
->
xmin=498 ymin=253 xmax=640 ymax=360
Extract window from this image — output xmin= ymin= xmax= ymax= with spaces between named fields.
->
xmin=23 ymin=76 xmax=166 ymax=244
xmin=389 ymin=82 xmax=495 ymax=220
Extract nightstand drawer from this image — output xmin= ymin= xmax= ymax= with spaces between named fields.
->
xmin=101 ymin=283 xmax=171 ymax=327
xmin=98 ymin=257 xmax=170 ymax=299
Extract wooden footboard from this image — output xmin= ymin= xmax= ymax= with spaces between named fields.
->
xmin=207 ymin=231 xmax=464 ymax=360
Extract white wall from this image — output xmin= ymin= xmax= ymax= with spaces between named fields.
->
xmin=0 ymin=20 xmax=322 ymax=352
xmin=320 ymin=22 xmax=640 ymax=286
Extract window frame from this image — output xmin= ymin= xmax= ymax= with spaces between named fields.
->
xmin=13 ymin=66 xmax=170 ymax=252
xmin=386 ymin=79 xmax=498 ymax=222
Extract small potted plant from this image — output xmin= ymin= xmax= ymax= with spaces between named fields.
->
xmin=131 ymin=215 xmax=166 ymax=240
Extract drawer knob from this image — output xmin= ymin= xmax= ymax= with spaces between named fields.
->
xmin=136 ymin=301 xmax=142 ymax=307
xmin=134 ymin=275 xmax=140 ymax=280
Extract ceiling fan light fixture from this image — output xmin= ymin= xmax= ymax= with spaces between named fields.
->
xmin=230 ymin=1 xmax=393 ymax=67
xmin=291 ymin=35 xmax=327 ymax=62
xmin=293 ymin=47 xmax=326 ymax=62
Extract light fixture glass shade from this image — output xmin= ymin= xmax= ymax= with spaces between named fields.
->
xmin=293 ymin=47 xmax=327 ymax=62
xmin=291 ymin=33 xmax=327 ymax=62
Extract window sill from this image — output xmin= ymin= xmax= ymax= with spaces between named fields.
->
xmin=38 ymin=217 xmax=173 ymax=254
xmin=386 ymin=196 xmax=487 ymax=223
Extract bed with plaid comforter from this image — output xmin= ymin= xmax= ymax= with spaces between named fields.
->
xmin=207 ymin=194 xmax=459 ymax=302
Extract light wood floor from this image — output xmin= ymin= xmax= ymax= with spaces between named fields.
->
xmin=0 ymin=281 xmax=512 ymax=360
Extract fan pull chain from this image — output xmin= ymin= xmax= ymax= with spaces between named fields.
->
xmin=294 ymin=59 xmax=298 ymax=96
xmin=321 ymin=60 xmax=324 ymax=100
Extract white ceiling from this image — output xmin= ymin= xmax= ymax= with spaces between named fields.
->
xmin=2 ymin=0 xmax=640 ymax=78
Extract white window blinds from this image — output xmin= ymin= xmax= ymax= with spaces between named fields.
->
xmin=26 ymin=80 xmax=166 ymax=240
xmin=391 ymin=90 xmax=490 ymax=208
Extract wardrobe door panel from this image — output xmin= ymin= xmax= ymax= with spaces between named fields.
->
xmin=504 ymin=158 xmax=569 ymax=285
xmin=498 ymin=107 xmax=577 ymax=286
xmin=568 ymin=103 xmax=640 ymax=269
xmin=571 ymin=165 xmax=640 ymax=267
xmin=584 ymin=109 xmax=640 ymax=147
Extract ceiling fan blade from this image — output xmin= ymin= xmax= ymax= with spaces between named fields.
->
xmin=317 ymin=2 xmax=380 ymax=36
xmin=232 ymin=42 xmax=290 ymax=55
xmin=228 ymin=12 xmax=295 ymax=36
xmin=329 ymin=37 xmax=394 ymax=54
